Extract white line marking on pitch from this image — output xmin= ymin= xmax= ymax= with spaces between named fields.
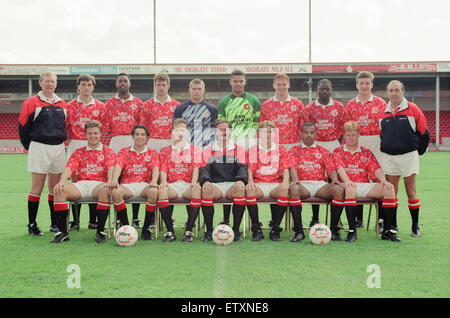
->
xmin=213 ymin=246 xmax=226 ymax=298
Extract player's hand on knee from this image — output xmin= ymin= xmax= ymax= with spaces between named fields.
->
xmin=54 ymin=182 xmax=65 ymax=195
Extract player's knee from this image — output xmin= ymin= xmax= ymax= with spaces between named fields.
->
xmin=344 ymin=188 xmax=356 ymax=199
xmin=111 ymin=188 xmax=123 ymax=201
xmin=333 ymin=185 xmax=344 ymax=198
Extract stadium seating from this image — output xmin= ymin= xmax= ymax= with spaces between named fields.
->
xmin=424 ymin=110 xmax=450 ymax=143
xmin=0 ymin=113 xmax=20 ymax=139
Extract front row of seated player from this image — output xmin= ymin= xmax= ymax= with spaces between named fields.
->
xmin=51 ymin=118 xmax=401 ymax=244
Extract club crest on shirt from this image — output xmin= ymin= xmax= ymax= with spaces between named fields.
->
xmin=360 ymin=156 xmax=367 ymax=163
xmin=331 ymin=109 xmax=338 ymax=117
xmin=372 ymin=107 xmax=379 ymax=114
xmin=290 ymin=105 xmax=297 ymax=112
xmin=315 ymin=153 xmax=322 ymax=159
xmin=202 ymin=111 xmax=209 ymax=118
xmin=243 ymin=104 xmax=250 ymax=110
xmin=144 ymin=155 xmax=151 ymax=162
xmin=98 ymin=154 xmax=104 ymax=161
xmin=92 ymin=110 xmax=99 ymax=117
xmin=131 ymin=103 xmax=137 ymax=110
xmin=170 ymin=106 xmax=176 ymax=112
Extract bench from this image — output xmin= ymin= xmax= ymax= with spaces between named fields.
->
xmin=69 ymin=196 xmax=379 ymax=239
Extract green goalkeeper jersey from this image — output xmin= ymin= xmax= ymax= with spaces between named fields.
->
xmin=217 ymin=92 xmax=261 ymax=137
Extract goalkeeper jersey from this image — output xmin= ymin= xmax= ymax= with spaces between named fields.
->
xmin=217 ymin=92 xmax=261 ymax=138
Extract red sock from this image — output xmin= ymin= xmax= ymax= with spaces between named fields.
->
xmin=114 ymin=200 xmax=127 ymax=212
xmin=201 ymin=198 xmax=214 ymax=207
xmin=189 ymin=198 xmax=202 ymax=208
xmin=288 ymin=197 xmax=302 ymax=206
xmin=344 ymin=198 xmax=357 ymax=206
xmin=277 ymin=196 xmax=289 ymax=207
xmin=145 ymin=202 xmax=157 ymax=212
xmin=53 ymin=201 xmax=69 ymax=211
xmin=233 ymin=196 xmax=246 ymax=206
xmin=332 ymin=198 xmax=345 ymax=206
xmin=246 ymin=196 xmax=257 ymax=205
xmin=158 ymin=199 xmax=170 ymax=209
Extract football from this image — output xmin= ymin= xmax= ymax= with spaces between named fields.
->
xmin=212 ymin=224 xmax=234 ymax=246
xmin=309 ymin=223 xmax=331 ymax=245
xmin=115 ymin=225 xmax=138 ymax=247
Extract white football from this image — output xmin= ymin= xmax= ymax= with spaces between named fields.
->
xmin=309 ymin=223 xmax=331 ymax=245
xmin=212 ymin=224 xmax=234 ymax=246
xmin=115 ymin=225 xmax=138 ymax=247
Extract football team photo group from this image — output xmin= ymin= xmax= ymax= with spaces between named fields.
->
xmin=19 ymin=69 xmax=429 ymax=246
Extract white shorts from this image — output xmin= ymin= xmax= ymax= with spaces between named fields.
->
xmin=73 ymin=180 xmax=104 ymax=199
xmin=212 ymin=182 xmax=235 ymax=197
xmin=355 ymin=182 xmax=377 ymax=197
xmin=359 ymin=135 xmax=382 ymax=163
xmin=281 ymin=142 xmax=301 ymax=151
xmin=234 ymin=136 xmax=257 ymax=151
xmin=122 ymin=182 xmax=149 ymax=199
xmin=316 ymin=140 xmax=341 ymax=153
xmin=27 ymin=141 xmax=66 ymax=174
xmin=110 ymin=135 xmax=133 ymax=154
xmin=147 ymin=138 xmax=173 ymax=152
xmin=67 ymin=139 xmax=87 ymax=158
xmin=255 ymin=182 xmax=280 ymax=197
xmin=379 ymin=150 xmax=419 ymax=177
xmin=299 ymin=180 xmax=328 ymax=197
xmin=168 ymin=180 xmax=191 ymax=198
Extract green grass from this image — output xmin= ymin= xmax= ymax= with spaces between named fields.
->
xmin=0 ymin=153 xmax=449 ymax=298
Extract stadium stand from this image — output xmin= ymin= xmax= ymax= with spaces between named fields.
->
xmin=424 ymin=110 xmax=450 ymax=143
xmin=0 ymin=113 xmax=20 ymax=139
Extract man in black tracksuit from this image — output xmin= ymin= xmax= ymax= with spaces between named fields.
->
xmin=199 ymin=120 xmax=248 ymax=242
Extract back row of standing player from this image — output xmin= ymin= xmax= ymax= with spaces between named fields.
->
xmin=19 ymin=70 xmax=428 ymax=242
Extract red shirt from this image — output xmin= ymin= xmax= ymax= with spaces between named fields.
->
xmin=104 ymin=94 xmax=143 ymax=137
xmin=333 ymin=145 xmax=380 ymax=183
xmin=139 ymin=96 xmax=180 ymax=139
xmin=301 ymin=99 xmax=346 ymax=142
xmin=115 ymin=146 xmax=159 ymax=184
xmin=344 ymin=95 xmax=387 ymax=136
xmin=248 ymin=144 xmax=291 ymax=183
xmin=159 ymin=144 xmax=202 ymax=183
xmin=289 ymin=142 xmax=336 ymax=182
xmin=66 ymin=144 xmax=116 ymax=182
xmin=260 ymin=96 xmax=304 ymax=144
xmin=66 ymin=97 xmax=108 ymax=140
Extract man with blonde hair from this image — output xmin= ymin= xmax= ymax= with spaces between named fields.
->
xmin=173 ymin=78 xmax=217 ymax=147
xmin=332 ymin=121 xmax=398 ymax=242
xmin=19 ymin=71 xmax=68 ymax=236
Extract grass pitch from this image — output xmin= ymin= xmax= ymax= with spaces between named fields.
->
xmin=0 ymin=153 xmax=449 ymax=298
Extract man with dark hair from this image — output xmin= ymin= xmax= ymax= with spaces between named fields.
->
xmin=105 ymin=73 xmax=144 ymax=228
xmin=140 ymin=73 xmax=180 ymax=151
xmin=51 ymin=120 xmax=116 ymax=243
xmin=300 ymin=79 xmax=346 ymax=227
xmin=288 ymin=122 xmax=340 ymax=241
xmin=217 ymin=70 xmax=261 ymax=225
xmin=19 ymin=71 xmax=68 ymax=236
xmin=344 ymin=71 xmax=388 ymax=228
xmin=66 ymin=74 xmax=108 ymax=231
xmin=108 ymin=124 xmax=159 ymax=241
xmin=199 ymin=120 xmax=248 ymax=242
